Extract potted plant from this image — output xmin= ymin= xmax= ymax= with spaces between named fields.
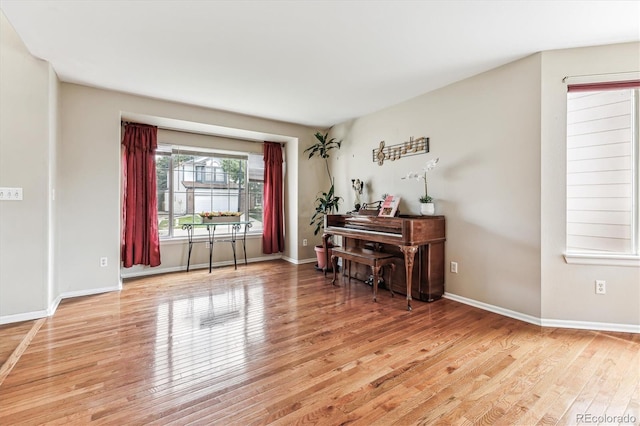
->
xmin=304 ymin=131 xmax=342 ymax=269
xmin=199 ymin=211 xmax=242 ymax=223
xmin=403 ymin=157 xmax=439 ymax=215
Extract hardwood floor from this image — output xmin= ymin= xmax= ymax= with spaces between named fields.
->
xmin=0 ymin=318 xmax=44 ymax=387
xmin=0 ymin=321 xmax=35 ymax=366
xmin=0 ymin=260 xmax=638 ymax=425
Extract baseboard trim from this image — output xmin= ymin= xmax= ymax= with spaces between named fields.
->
xmin=444 ymin=292 xmax=639 ymax=334
xmin=58 ymin=283 xmax=123 ymax=300
xmin=120 ymin=255 xmax=283 ymax=279
xmin=0 ymin=283 xmax=123 ymax=325
xmin=282 ymin=256 xmax=317 ymax=265
xmin=444 ymin=293 xmax=542 ymax=327
xmin=7 ymin=274 xmax=635 ymax=334
xmin=0 ymin=309 xmax=50 ymax=325
xmin=540 ymin=318 xmax=640 ymax=334
xmin=47 ymin=295 xmax=62 ymax=317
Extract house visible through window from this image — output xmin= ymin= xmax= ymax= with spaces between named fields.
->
xmin=155 ymin=145 xmax=264 ymax=238
xmin=566 ymin=81 xmax=639 ymax=256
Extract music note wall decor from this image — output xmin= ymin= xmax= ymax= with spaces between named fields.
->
xmin=372 ymin=136 xmax=429 ymax=165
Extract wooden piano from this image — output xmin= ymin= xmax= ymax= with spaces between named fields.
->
xmin=323 ymin=214 xmax=446 ymax=310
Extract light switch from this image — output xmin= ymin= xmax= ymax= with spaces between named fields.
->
xmin=0 ymin=187 xmax=23 ymax=201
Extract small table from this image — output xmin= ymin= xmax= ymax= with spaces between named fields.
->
xmin=181 ymin=221 xmax=252 ymax=273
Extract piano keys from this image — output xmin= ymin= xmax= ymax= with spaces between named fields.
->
xmin=323 ymin=214 xmax=446 ymax=310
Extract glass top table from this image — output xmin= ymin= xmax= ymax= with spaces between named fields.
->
xmin=181 ymin=221 xmax=253 ymax=273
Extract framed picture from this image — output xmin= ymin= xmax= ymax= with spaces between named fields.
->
xmin=378 ymin=195 xmax=401 ymax=217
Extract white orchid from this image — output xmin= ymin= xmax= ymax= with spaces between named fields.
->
xmin=423 ymin=157 xmax=440 ymax=172
xmin=402 ymin=157 xmax=439 ymax=203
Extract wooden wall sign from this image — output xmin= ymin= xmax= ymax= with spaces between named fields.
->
xmin=372 ymin=136 xmax=429 ymax=165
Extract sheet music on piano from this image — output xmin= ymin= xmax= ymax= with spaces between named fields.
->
xmin=378 ymin=195 xmax=401 ymax=217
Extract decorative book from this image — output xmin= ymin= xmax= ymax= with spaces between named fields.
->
xmin=378 ymin=195 xmax=401 ymax=217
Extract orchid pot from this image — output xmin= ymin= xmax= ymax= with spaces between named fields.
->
xmin=420 ymin=202 xmax=435 ymax=216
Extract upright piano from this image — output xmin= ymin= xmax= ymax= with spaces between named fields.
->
xmin=323 ymin=214 xmax=446 ymax=310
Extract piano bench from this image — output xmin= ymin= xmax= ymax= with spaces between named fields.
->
xmin=330 ymin=247 xmax=396 ymax=302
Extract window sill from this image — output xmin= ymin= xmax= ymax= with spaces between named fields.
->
xmin=564 ymin=252 xmax=640 ymax=267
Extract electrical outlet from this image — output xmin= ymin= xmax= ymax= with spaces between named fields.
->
xmin=303 ymin=239 xmax=308 ymax=246
xmin=450 ymin=261 xmax=458 ymax=273
xmin=595 ymin=280 xmax=606 ymax=295
xmin=100 ymin=257 xmax=108 ymax=267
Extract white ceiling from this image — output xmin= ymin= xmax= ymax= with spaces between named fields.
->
xmin=1 ymin=0 xmax=639 ymax=129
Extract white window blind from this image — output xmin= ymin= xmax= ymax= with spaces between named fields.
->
xmin=566 ymin=82 xmax=639 ymax=255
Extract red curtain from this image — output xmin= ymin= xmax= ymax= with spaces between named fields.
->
xmin=262 ymin=142 xmax=285 ymax=254
xmin=121 ymin=123 xmax=161 ymax=267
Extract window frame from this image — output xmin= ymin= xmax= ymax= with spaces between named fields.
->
xmin=564 ymin=80 xmax=640 ymax=267
xmin=156 ymin=144 xmax=264 ymax=240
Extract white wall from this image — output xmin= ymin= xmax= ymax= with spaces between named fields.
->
xmin=330 ymin=53 xmax=543 ymax=318
xmin=58 ymin=84 xmax=320 ymax=291
xmin=1 ymin=8 xmax=324 ymax=321
xmin=540 ymin=42 xmax=640 ymax=327
xmin=330 ymin=43 xmax=640 ymax=329
xmin=0 ymin=12 xmax=58 ymax=320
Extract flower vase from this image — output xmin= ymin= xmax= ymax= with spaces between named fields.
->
xmin=420 ymin=202 xmax=435 ymax=216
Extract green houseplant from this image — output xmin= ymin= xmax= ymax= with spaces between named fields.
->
xmin=305 ymin=131 xmax=342 ymax=236
xmin=305 ymin=131 xmax=342 ymax=270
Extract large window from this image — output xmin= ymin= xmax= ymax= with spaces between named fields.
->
xmin=156 ymin=145 xmax=264 ymax=238
xmin=566 ymin=82 xmax=639 ymax=257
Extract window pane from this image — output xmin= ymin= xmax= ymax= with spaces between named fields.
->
xmin=155 ymin=153 xmax=171 ymax=237
xmin=157 ymin=145 xmax=267 ymax=238
xmin=248 ymin=153 xmax=264 ymax=232
xmin=158 ymin=214 xmax=170 ymax=237
xmin=566 ymin=89 xmax=637 ymax=254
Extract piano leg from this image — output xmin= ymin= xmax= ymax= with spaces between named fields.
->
xmin=400 ymin=245 xmax=418 ymax=311
xmin=331 ymin=254 xmax=339 ymax=286
xmin=322 ymin=233 xmax=331 ymax=275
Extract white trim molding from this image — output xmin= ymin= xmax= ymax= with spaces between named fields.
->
xmin=444 ymin=292 xmax=639 ymax=334
xmin=0 ymin=309 xmax=50 ymax=325
xmin=58 ymin=283 xmax=123 ymax=300
xmin=444 ymin=293 xmax=542 ymax=327
xmin=541 ymin=318 xmax=640 ymax=334
xmin=120 ymin=254 xmax=282 ymax=279
xmin=0 ymin=282 xmax=123 ymax=325
xmin=282 ymin=256 xmax=317 ymax=265
xmin=564 ymin=252 xmax=640 ymax=267
xmin=562 ymin=71 xmax=640 ymax=85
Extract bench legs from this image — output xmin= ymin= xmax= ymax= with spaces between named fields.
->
xmin=331 ymin=255 xmax=396 ymax=303
xmin=371 ymin=264 xmax=380 ymax=302
xmin=373 ymin=262 xmax=396 ymax=302
xmin=331 ymin=254 xmax=340 ymax=286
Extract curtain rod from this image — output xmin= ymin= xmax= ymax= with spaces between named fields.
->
xmin=121 ymin=120 xmax=283 ymax=145
xmin=562 ymin=71 xmax=640 ymax=83
xmin=121 ymin=120 xmax=156 ymax=128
